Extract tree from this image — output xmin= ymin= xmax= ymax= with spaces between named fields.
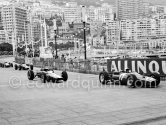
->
xmin=0 ymin=43 xmax=12 ymax=51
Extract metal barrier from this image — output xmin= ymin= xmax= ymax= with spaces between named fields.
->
xmin=14 ymin=56 xmax=166 ymax=81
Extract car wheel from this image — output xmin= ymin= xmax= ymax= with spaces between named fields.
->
xmin=52 ymin=78 xmax=56 ymax=83
xmin=19 ymin=65 xmax=22 ymax=70
xmin=41 ymin=74 xmax=46 ymax=83
xmin=46 ymin=76 xmax=51 ymax=82
xmin=61 ymin=71 xmax=68 ymax=81
xmin=27 ymin=70 xmax=35 ymax=80
xmin=150 ymin=72 xmax=160 ymax=87
xmin=15 ymin=64 xmax=18 ymax=70
xmin=99 ymin=71 xmax=109 ymax=85
xmin=119 ymin=73 xmax=128 ymax=85
xmin=30 ymin=65 xmax=33 ymax=70
xmin=126 ymin=75 xmax=137 ymax=88
xmin=10 ymin=63 xmax=13 ymax=67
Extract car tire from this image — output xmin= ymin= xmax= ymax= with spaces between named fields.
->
xmin=27 ymin=70 xmax=35 ymax=80
xmin=19 ymin=65 xmax=22 ymax=70
xmin=119 ymin=73 xmax=128 ymax=85
xmin=52 ymin=78 xmax=56 ymax=83
xmin=99 ymin=71 xmax=109 ymax=85
xmin=30 ymin=65 xmax=33 ymax=70
xmin=61 ymin=71 xmax=68 ymax=81
xmin=150 ymin=72 xmax=160 ymax=87
xmin=41 ymin=74 xmax=46 ymax=83
xmin=46 ymin=76 xmax=51 ymax=82
xmin=15 ymin=64 xmax=18 ymax=70
xmin=126 ymin=74 xmax=137 ymax=88
xmin=10 ymin=63 xmax=13 ymax=67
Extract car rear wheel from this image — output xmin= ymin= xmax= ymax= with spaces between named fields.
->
xmin=150 ymin=72 xmax=160 ymax=87
xmin=99 ymin=72 xmax=109 ymax=85
xmin=30 ymin=65 xmax=33 ymax=70
xmin=46 ymin=76 xmax=51 ymax=82
xmin=61 ymin=71 xmax=68 ymax=81
xmin=19 ymin=65 xmax=22 ymax=70
xmin=10 ymin=63 xmax=13 ymax=67
xmin=27 ymin=70 xmax=35 ymax=80
xmin=15 ymin=64 xmax=18 ymax=70
xmin=52 ymin=78 xmax=56 ymax=83
xmin=2 ymin=64 xmax=4 ymax=68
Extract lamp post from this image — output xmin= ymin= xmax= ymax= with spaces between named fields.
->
xmin=83 ymin=21 xmax=87 ymax=60
xmin=54 ymin=29 xmax=58 ymax=58
xmin=82 ymin=6 xmax=87 ymax=60
xmin=53 ymin=19 xmax=58 ymax=58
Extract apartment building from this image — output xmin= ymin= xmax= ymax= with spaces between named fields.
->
xmin=1 ymin=4 xmax=28 ymax=44
xmin=106 ymin=18 xmax=166 ymax=42
xmin=116 ymin=0 xmax=148 ymax=20
xmin=0 ymin=30 xmax=6 ymax=44
xmin=94 ymin=4 xmax=114 ymax=23
xmin=62 ymin=2 xmax=82 ymax=23
xmin=0 ymin=7 xmax=3 ymax=30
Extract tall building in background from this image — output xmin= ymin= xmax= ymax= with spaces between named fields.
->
xmin=94 ymin=4 xmax=114 ymax=23
xmin=0 ymin=7 xmax=3 ymax=30
xmin=116 ymin=0 xmax=148 ymax=20
xmin=62 ymin=2 xmax=82 ymax=23
xmin=1 ymin=4 xmax=28 ymax=43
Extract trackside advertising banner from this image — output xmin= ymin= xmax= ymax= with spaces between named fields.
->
xmin=107 ymin=58 xmax=166 ymax=76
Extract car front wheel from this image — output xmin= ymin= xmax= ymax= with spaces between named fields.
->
xmin=41 ymin=74 xmax=46 ymax=83
xmin=126 ymin=75 xmax=137 ymax=88
xmin=61 ymin=71 xmax=68 ymax=81
xmin=99 ymin=72 xmax=109 ymax=85
xmin=150 ymin=72 xmax=160 ymax=87
xmin=27 ymin=70 xmax=35 ymax=80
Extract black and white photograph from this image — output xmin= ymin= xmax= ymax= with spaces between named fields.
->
xmin=0 ymin=0 xmax=166 ymax=124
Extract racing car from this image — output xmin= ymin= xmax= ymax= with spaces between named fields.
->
xmin=27 ymin=67 xmax=68 ymax=83
xmin=99 ymin=68 xmax=160 ymax=88
xmin=14 ymin=63 xmax=33 ymax=70
xmin=0 ymin=62 xmax=13 ymax=68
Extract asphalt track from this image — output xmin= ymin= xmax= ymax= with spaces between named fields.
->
xmin=0 ymin=57 xmax=166 ymax=125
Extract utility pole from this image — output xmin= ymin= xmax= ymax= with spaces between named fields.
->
xmin=82 ymin=6 xmax=87 ymax=60
xmin=53 ymin=19 xmax=58 ymax=58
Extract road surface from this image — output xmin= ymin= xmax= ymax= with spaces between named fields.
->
xmin=0 ymin=57 xmax=166 ymax=125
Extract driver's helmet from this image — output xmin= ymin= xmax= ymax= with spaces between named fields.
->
xmin=125 ymin=68 xmax=131 ymax=73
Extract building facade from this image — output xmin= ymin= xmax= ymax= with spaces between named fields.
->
xmin=62 ymin=2 xmax=82 ymax=23
xmin=0 ymin=7 xmax=3 ymax=30
xmin=106 ymin=18 xmax=166 ymax=42
xmin=116 ymin=0 xmax=148 ymax=20
xmin=0 ymin=30 xmax=6 ymax=44
xmin=1 ymin=5 xmax=28 ymax=44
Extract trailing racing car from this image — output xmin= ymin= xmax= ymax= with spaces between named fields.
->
xmin=99 ymin=68 xmax=160 ymax=88
xmin=0 ymin=62 xmax=13 ymax=68
xmin=14 ymin=63 xmax=33 ymax=70
xmin=27 ymin=67 xmax=68 ymax=83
